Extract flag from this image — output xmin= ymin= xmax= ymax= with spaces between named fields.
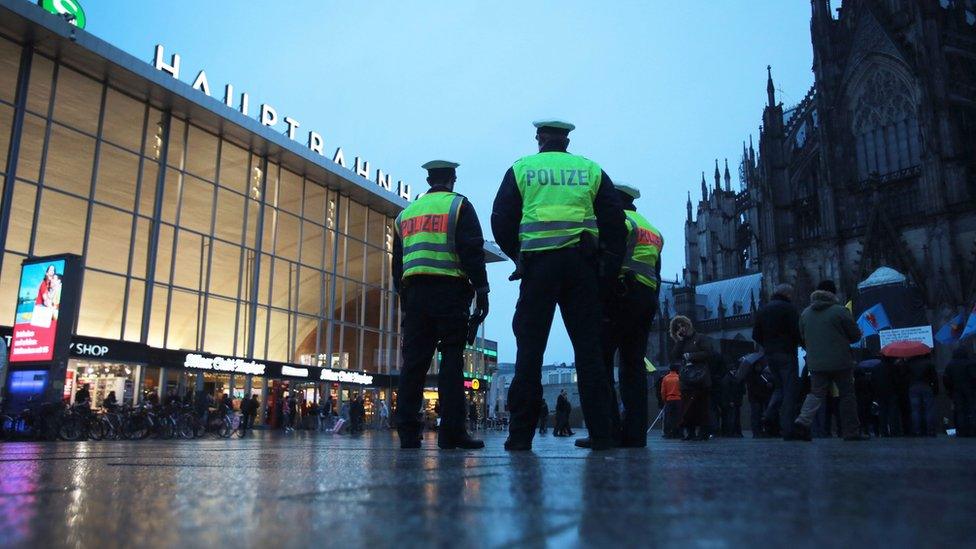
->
xmin=960 ymin=303 xmax=976 ymax=341
xmin=644 ymin=357 xmax=656 ymax=373
xmin=935 ymin=312 xmax=967 ymax=344
xmin=856 ymin=303 xmax=891 ymax=337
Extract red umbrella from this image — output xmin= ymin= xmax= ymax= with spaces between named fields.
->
xmin=880 ymin=340 xmax=932 ymax=358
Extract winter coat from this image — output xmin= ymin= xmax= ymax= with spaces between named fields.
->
xmin=943 ymin=349 xmax=976 ymax=397
xmin=906 ymin=356 xmax=939 ymax=394
xmin=660 ymin=372 xmax=682 ymax=402
xmin=670 ymin=331 xmax=718 ymax=391
xmin=799 ymin=290 xmax=861 ymax=372
xmin=752 ymin=296 xmax=802 ymax=356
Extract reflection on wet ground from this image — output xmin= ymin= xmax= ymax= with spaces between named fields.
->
xmin=0 ymin=431 xmax=973 ymax=547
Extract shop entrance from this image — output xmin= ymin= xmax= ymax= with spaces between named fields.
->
xmin=66 ymin=359 xmax=142 ymax=407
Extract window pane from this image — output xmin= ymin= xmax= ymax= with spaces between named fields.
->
xmin=363 ymin=286 xmax=383 ymax=330
xmin=45 ymin=124 xmax=95 ymax=196
xmin=346 ymin=199 xmax=366 ymax=239
xmin=161 ymin=168 xmax=181 ymax=223
xmin=95 ymin=143 xmax=139 ymax=210
xmin=101 ymin=88 xmax=144 ymax=151
xmin=342 ymin=280 xmax=363 ymax=325
xmin=340 ymin=324 xmax=361 ymax=370
xmin=167 ymin=289 xmax=200 ymax=351
xmin=87 ymin=205 xmax=132 ymax=274
xmin=17 ymin=114 xmax=46 ymax=183
xmin=34 ymin=189 xmax=86 ymax=256
xmin=138 ymin=161 xmax=159 ymax=217
xmin=253 ymin=306 xmax=268 ymax=359
xmin=131 ymin=217 xmax=150 ymax=279
xmin=278 ymin=168 xmax=302 ymax=215
xmin=167 ymin=118 xmax=186 ymax=169
xmin=0 ymin=38 xmax=21 ymax=103
xmin=204 ymin=297 xmax=237 ymax=356
xmin=145 ymin=108 xmax=165 ymax=161
xmin=345 ymin=238 xmax=365 ymax=282
xmin=297 ymin=266 xmax=321 ymax=315
xmin=214 ymin=188 xmax=244 ymax=243
xmin=0 ymin=253 xmax=26 ymax=324
xmin=367 ymin=209 xmax=387 ymax=247
xmin=0 ymin=103 xmax=13 ymax=171
xmin=26 ymin=54 xmax=53 ymax=115
xmin=275 ymin=211 xmax=300 ymax=261
xmin=178 ymin=175 xmax=214 ymax=234
xmin=364 ymin=246 xmax=385 ymax=288
xmin=295 ymin=315 xmax=319 ymax=363
xmin=271 ymin=258 xmax=293 ymax=310
xmin=245 ymin=199 xmax=261 ymax=249
xmin=209 ymin=240 xmax=242 ymax=299
xmin=184 ymin=125 xmax=218 ymax=181
xmin=303 ymin=180 xmax=326 ymax=222
xmin=218 ymin=140 xmax=248 ymax=194
xmin=124 ymin=279 xmax=144 ymax=342
xmin=154 ymin=224 xmax=174 ymax=284
xmin=172 ymin=230 xmax=206 ymax=291
xmin=7 ymin=181 xmax=36 ymax=254
xmin=53 ymin=66 xmax=101 ymax=135
xmin=261 ymin=205 xmax=276 ymax=253
xmin=77 ymin=270 xmax=126 ymax=339
xmin=267 ymin=309 xmax=289 ymax=362
xmin=362 ymin=329 xmax=381 ymax=373
xmin=300 ymin=221 xmax=323 ymax=268
xmin=147 ymin=284 xmax=168 ymax=348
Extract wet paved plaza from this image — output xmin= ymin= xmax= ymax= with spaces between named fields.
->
xmin=0 ymin=430 xmax=973 ymax=548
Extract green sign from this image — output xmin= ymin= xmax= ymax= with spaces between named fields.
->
xmin=39 ymin=0 xmax=87 ymax=30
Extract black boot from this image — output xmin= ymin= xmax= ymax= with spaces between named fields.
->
xmin=398 ymin=429 xmax=421 ymax=449
xmin=438 ymin=431 xmax=484 ymax=450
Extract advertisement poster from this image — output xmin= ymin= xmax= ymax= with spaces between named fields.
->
xmin=10 ymin=259 xmax=66 ymax=363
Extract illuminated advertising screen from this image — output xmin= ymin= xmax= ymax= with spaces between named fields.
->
xmin=10 ymin=259 xmax=67 ymax=363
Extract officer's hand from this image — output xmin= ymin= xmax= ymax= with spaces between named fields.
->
xmin=473 ymin=291 xmax=489 ymax=323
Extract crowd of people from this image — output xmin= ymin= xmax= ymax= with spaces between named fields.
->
xmin=655 ymin=281 xmax=976 ymax=441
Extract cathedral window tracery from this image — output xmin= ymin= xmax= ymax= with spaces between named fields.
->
xmin=851 ymin=69 xmax=921 ymax=181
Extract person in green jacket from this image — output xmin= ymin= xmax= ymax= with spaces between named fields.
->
xmin=790 ymin=280 xmax=869 ymax=441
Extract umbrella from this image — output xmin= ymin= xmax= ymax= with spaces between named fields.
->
xmin=880 ymin=340 xmax=931 ymax=358
xmin=857 ymin=359 xmax=881 ymax=369
xmin=735 ymin=351 xmax=765 ymax=381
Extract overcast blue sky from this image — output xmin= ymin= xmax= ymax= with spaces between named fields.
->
xmin=84 ymin=0 xmax=815 ymax=364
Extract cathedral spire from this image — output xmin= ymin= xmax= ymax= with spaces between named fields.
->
xmin=686 ymin=191 xmax=692 ymax=222
xmin=701 ymin=172 xmax=708 ymax=201
xmin=766 ymin=65 xmax=776 ymax=108
xmin=749 ymin=134 xmax=755 ymax=162
xmin=714 ymin=159 xmax=721 ymax=191
xmin=724 ymin=158 xmax=731 ymax=191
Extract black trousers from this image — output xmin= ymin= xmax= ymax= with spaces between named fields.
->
xmin=602 ymin=279 xmax=657 ymax=444
xmin=394 ymin=277 xmax=472 ymax=438
xmin=508 ymin=248 xmax=613 ymax=442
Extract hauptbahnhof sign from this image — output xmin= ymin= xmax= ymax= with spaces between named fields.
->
xmin=152 ymin=45 xmax=414 ymax=202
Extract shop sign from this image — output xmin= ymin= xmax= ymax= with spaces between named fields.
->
xmin=184 ymin=353 xmax=265 ymax=376
xmin=69 ymin=343 xmax=109 ymax=357
xmin=281 ymin=365 xmax=309 ymax=378
xmin=151 ymin=45 xmax=413 ymax=202
xmin=39 ymin=0 xmax=87 ymax=29
xmin=463 ymin=379 xmax=482 ymax=390
xmin=320 ymin=369 xmax=373 ymax=386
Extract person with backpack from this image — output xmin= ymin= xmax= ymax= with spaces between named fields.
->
xmin=670 ymin=315 xmax=717 ymax=441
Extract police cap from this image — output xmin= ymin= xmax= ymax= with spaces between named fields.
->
xmin=533 ymin=119 xmax=575 ymax=136
xmin=421 ymin=160 xmax=459 ymax=184
xmin=614 ymin=183 xmax=641 ymax=200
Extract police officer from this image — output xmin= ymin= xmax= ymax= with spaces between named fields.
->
xmin=597 ymin=183 xmax=663 ymax=448
xmin=392 ymin=160 xmax=489 ymax=449
xmin=491 ymin=120 xmax=627 ymax=451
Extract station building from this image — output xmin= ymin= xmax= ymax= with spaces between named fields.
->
xmin=0 ymin=0 xmax=501 ymax=426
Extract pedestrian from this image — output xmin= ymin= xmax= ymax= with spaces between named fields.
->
xmin=281 ymin=394 xmax=293 ymax=433
xmin=752 ymin=283 xmax=803 ymax=439
xmin=468 ymin=400 xmax=478 ymax=433
xmin=660 ymin=364 xmax=682 ymax=439
xmin=75 ymin=384 xmax=91 ymax=407
xmin=324 ymin=395 xmax=334 ymax=430
xmin=670 ymin=315 xmax=716 ymax=441
xmin=102 ymin=390 xmax=118 ymax=411
xmin=790 ymin=280 xmax=868 ymax=441
xmin=538 ymin=400 xmax=549 ymax=435
xmin=905 ymin=354 xmax=939 ymax=437
xmin=944 ymin=347 xmax=976 ymax=437
xmin=744 ymin=359 xmax=773 ymax=437
xmin=491 ymin=119 xmax=627 ymax=452
xmin=392 ymin=160 xmax=489 ymax=450
xmin=720 ymin=366 xmax=744 ymax=437
xmin=240 ymin=394 xmax=258 ymax=435
xmin=592 ymin=182 xmax=663 ymax=449
xmin=872 ymin=357 xmax=900 ymax=436
xmin=379 ymin=399 xmax=391 ymax=430
xmin=554 ymin=390 xmax=569 ymax=436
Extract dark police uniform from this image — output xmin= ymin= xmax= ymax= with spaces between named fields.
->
xmin=491 ymin=120 xmax=627 ymax=450
xmin=392 ymin=160 xmax=489 ymax=449
xmin=603 ymin=184 xmax=663 ymax=447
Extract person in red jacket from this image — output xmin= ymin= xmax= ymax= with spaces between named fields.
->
xmin=661 ymin=365 xmax=682 ymax=439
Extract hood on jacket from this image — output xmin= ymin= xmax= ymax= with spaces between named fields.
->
xmin=669 ymin=315 xmax=694 ymax=342
xmin=809 ymin=290 xmax=838 ymax=311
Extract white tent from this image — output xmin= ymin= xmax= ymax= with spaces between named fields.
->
xmin=857 ymin=266 xmax=907 ymax=290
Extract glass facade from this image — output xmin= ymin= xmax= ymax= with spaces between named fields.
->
xmin=0 ymin=36 xmax=401 ymax=376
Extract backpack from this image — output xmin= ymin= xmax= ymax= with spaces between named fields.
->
xmin=680 ymin=362 xmax=709 ymax=388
